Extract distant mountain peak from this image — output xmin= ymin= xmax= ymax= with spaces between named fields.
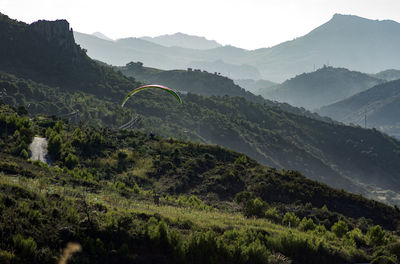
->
xmin=140 ymin=32 xmax=222 ymax=50
xmin=92 ymin=32 xmax=114 ymax=41
xmin=327 ymin=13 xmax=399 ymax=25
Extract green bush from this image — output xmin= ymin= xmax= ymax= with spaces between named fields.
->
xmin=65 ymin=153 xmax=79 ymax=169
xmin=298 ymin=217 xmax=316 ymax=231
xmin=388 ymin=241 xmax=400 ymax=260
xmin=346 ymin=228 xmax=366 ymax=247
xmin=13 ymin=234 xmax=37 ymax=259
xmin=48 ymin=132 xmax=63 ymax=159
xmin=265 ymin=207 xmax=280 ymax=222
xmin=244 ymin=239 xmax=270 ymax=264
xmin=244 ymin=197 xmax=267 ymax=218
xmin=20 ymin=148 xmax=29 ymax=159
xmin=331 ymin=220 xmax=348 ymax=238
xmin=185 ymin=231 xmax=219 ymax=264
xmin=282 ymin=212 xmax=300 ymax=228
xmin=66 ymin=206 xmax=80 ymax=224
xmin=0 ymin=250 xmax=15 ymax=264
xmin=371 ymin=255 xmax=396 ymax=264
xmin=367 ymin=225 xmax=386 ymax=246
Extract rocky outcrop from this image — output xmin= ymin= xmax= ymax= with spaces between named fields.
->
xmin=29 ymin=19 xmax=81 ymax=60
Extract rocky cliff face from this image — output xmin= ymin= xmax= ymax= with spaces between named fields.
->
xmin=0 ymin=13 xmax=95 ymax=90
xmin=29 ymin=19 xmax=80 ymax=57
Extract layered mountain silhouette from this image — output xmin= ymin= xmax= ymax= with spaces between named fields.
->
xmin=259 ymin=66 xmax=383 ymax=110
xmin=372 ymin=69 xmax=400 ymax=81
xmin=140 ymin=32 xmax=222 ymax=50
xmin=92 ymin=31 xmax=114 ymax=41
xmin=74 ymin=14 xmax=400 ymax=82
xmin=318 ymin=79 xmax=400 ymax=138
xmin=233 ymin=79 xmax=277 ymax=95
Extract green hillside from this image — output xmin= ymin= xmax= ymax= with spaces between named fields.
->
xmin=1 ymin=14 xmax=400 ymax=205
xmin=117 ymin=61 xmax=330 ymax=121
xmin=260 ymin=66 xmax=383 ymax=110
xmin=318 ymin=79 xmax=400 ymax=138
xmin=1 ymin=105 xmax=400 ymax=264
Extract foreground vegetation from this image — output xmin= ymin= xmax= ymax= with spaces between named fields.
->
xmin=1 ymin=105 xmax=400 ymax=264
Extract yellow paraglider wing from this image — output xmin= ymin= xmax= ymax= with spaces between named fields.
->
xmin=121 ymin=84 xmax=182 ymax=107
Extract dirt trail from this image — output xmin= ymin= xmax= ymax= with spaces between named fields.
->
xmin=29 ymin=137 xmax=50 ymax=164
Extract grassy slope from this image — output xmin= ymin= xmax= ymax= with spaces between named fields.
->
xmin=1 ymin=109 xmax=400 ymax=263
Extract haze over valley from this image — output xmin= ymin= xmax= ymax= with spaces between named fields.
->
xmin=1 ymin=1 xmax=400 ymax=263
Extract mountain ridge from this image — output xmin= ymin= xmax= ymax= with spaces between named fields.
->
xmin=318 ymin=79 xmax=400 ymax=138
xmin=140 ymin=32 xmax=222 ymax=50
xmin=259 ymin=66 xmax=384 ymax=110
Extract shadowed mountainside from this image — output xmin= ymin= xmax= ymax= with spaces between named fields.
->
xmin=259 ymin=66 xmax=383 ymax=110
xmin=318 ymin=79 xmax=400 ymax=138
xmin=74 ymin=14 xmax=400 ymax=82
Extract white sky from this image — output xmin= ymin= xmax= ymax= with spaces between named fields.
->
xmin=1 ymin=0 xmax=399 ymax=50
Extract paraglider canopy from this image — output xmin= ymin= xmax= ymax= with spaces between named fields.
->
xmin=121 ymin=84 xmax=182 ymax=107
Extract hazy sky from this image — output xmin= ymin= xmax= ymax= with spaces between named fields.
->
xmin=1 ymin=0 xmax=399 ymax=50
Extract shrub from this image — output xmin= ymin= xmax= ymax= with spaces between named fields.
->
xmin=298 ymin=217 xmax=316 ymax=231
xmin=244 ymin=239 xmax=270 ymax=264
xmin=13 ymin=234 xmax=37 ymax=259
xmin=314 ymin=224 xmax=327 ymax=235
xmin=20 ymin=148 xmax=29 ymax=159
xmin=0 ymin=250 xmax=15 ymax=264
xmin=346 ymin=228 xmax=366 ymax=247
xmin=186 ymin=231 xmax=219 ymax=264
xmin=371 ymin=255 xmax=396 ymax=264
xmin=389 ymin=241 xmax=400 ymax=260
xmin=48 ymin=132 xmax=63 ymax=159
xmin=65 ymin=153 xmax=79 ymax=169
xmin=66 ymin=207 xmax=80 ymax=224
xmin=367 ymin=225 xmax=386 ymax=246
xmin=265 ymin=207 xmax=280 ymax=223
xmin=331 ymin=220 xmax=348 ymax=238
xmin=244 ymin=197 xmax=267 ymax=218
xmin=282 ymin=212 xmax=300 ymax=228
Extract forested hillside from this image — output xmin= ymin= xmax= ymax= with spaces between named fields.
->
xmin=1 ymin=13 xmax=400 ymax=205
xmin=260 ymin=66 xmax=383 ymax=110
xmin=1 ymin=105 xmax=400 ymax=264
xmin=318 ymin=79 xmax=400 ymax=138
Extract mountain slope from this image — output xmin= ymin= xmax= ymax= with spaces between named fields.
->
xmin=187 ymin=60 xmax=262 ymax=80
xmin=0 ymin=13 xmax=137 ymax=98
xmin=73 ymin=14 xmax=400 ymax=82
xmin=2 ymin=107 xmax=400 ymax=263
xmin=117 ymin=61 xmax=335 ymax=121
xmin=140 ymin=32 xmax=222 ymax=50
xmin=2 ymin=14 xmax=400 ymax=205
xmin=244 ymin=14 xmax=400 ymax=81
xmin=233 ymin=79 xmax=277 ymax=95
xmin=372 ymin=69 xmax=400 ymax=81
xmin=259 ymin=66 xmax=383 ymax=109
xmin=92 ymin=31 xmax=114 ymax=41
xmin=318 ymin=79 xmax=400 ymax=138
